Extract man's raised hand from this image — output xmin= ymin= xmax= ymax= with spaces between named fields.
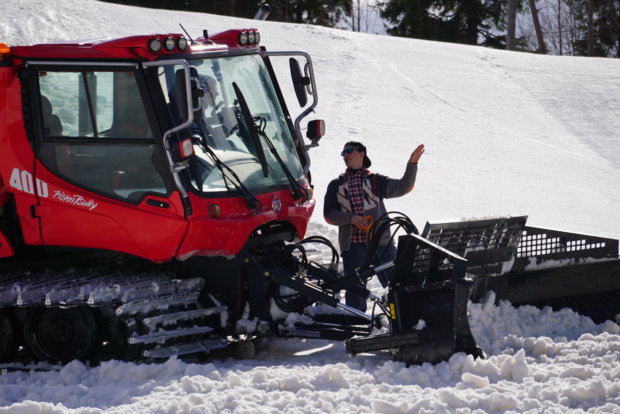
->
xmin=409 ymin=144 xmax=425 ymax=164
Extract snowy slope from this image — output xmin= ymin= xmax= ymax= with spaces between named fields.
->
xmin=1 ymin=1 xmax=620 ymax=413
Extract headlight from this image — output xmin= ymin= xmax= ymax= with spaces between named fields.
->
xmin=147 ymin=38 xmax=162 ymax=53
xmin=238 ymin=31 xmax=248 ymax=46
xmin=164 ymin=37 xmax=176 ymax=51
xmin=177 ymin=37 xmax=188 ymax=50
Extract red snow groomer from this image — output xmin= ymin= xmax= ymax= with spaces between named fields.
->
xmin=0 ymin=30 xmax=619 ymax=366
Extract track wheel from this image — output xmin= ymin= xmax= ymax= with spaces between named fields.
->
xmin=0 ymin=309 xmax=16 ymax=362
xmin=102 ymin=316 xmax=141 ymax=362
xmin=24 ymin=307 xmax=98 ymax=363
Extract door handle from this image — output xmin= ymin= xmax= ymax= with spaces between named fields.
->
xmin=145 ymin=198 xmax=169 ymax=209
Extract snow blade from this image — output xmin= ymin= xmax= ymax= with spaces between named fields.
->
xmin=346 ymin=233 xmax=483 ymax=365
xmin=423 ymin=216 xmax=620 ymax=324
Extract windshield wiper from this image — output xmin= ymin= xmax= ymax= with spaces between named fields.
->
xmin=194 ymin=136 xmax=262 ymax=213
xmin=232 ymin=82 xmax=269 ymax=178
xmin=254 ymin=117 xmax=308 ymax=204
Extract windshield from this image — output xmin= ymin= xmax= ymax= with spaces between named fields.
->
xmin=159 ymin=54 xmax=304 ymax=194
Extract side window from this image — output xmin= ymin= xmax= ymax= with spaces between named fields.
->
xmin=37 ymin=68 xmax=170 ymax=203
xmin=39 ymin=71 xmax=153 ymax=139
xmin=39 ymin=72 xmax=79 ymax=137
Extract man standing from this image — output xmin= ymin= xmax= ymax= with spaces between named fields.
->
xmin=323 ymin=141 xmax=425 ymax=311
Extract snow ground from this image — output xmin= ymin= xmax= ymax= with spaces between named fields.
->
xmin=1 ymin=1 xmax=620 ymax=413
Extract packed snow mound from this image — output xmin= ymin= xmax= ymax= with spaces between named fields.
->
xmin=469 ymin=291 xmax=620 ymax=355
xmin=1 ymin=300 xmax=618 ymax=413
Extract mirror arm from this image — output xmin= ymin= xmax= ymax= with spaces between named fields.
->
xmin=263 ymin=51 xmax=319 ymax=175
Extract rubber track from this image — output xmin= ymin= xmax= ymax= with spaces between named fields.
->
xmin=0 ymin=270 xmax=226 ymax=363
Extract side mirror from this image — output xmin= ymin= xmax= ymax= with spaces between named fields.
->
xmin=306 ymin=119 xmax=325 ymax=141
xmin=290 ymin=58 xmax=309 ymax=107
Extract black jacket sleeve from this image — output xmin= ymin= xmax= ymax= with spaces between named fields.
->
xmin=374 ymin=162 xmax=418 ymax=199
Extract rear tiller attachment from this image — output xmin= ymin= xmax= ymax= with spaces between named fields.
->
xmin=264 ymin=213 xmax=483 ymax=365
xmin=269 ymin=213 xmax=619 ymax=366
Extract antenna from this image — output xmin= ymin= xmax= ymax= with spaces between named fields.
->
xmin=179 ymin=23 xmax=195 ymax=44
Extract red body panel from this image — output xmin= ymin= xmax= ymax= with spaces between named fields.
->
xmin=34 ymin=161 xmax=189 ymax=262
xmin=178 ymin=191 xmax=314 ymax=260
xmin=0 ymin=65 xmax=42 ymax=245
xmin=9 ymin=34 xmax=250 ymax=61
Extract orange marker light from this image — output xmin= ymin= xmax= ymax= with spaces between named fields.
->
xmin=0 ymin=43 xmax=11 ymax=59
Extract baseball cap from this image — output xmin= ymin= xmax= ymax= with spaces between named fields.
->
xmin=343 ymin=141 xmax=371 ymax=168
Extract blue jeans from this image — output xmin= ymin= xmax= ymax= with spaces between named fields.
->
xmin=342 ymin=243 xmax=396 ymax=312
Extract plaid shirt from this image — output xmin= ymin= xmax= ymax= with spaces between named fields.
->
xmin=325 ymin=162 xmax=418 ymax=253
xmin=344 ymin=169 xmax=369 ymax=243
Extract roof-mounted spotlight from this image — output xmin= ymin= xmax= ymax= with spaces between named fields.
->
xmin=248 ymin=31 xmax=256 ymax=45
xmin=255 ymin=31 xmax=261 ymax=44
xmin=148 ymin=38 xmax=163 ymax=53
xmin=238 ymin=31 xmax=249 ymax=46
xmin=177 ymin=37 xmax=188 ymax=50
xmin=164 ymin=37 xmax=176 ymax=51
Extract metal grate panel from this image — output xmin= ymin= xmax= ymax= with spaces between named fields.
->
xmin=394 ymin=234 xmax=467 ymax=287
xmin=422 ymin=216 xmax=527 ymax=257
xmin=517 ymin=226 xmax=618 ymax=260
xmin=421 ymin=216 xmax=527 ymax=275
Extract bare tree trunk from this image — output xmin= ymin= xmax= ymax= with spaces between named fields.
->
xmin=507 ymin=0 xmax=517 ymax=49
xmin=284 ymin=1 xmax=289 ymax=22
xmin=587 ymin=0 xmax=594 ymax=55
xmin=528 ymin=0 xmax=548 ymax=53
xmin=357 ymin=0 xmax=361 ymax=32
xmin=351 ymin=0 xmax=362 ymax=32
xmin=558 ymin=0 xmax=563 ymax=54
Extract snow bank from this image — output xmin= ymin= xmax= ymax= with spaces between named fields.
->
xmin=2 ymin=296 xmax=618 ymax=413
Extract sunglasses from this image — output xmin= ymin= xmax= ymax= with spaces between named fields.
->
xmin=341 ymin=147 xmax=359 ymax=156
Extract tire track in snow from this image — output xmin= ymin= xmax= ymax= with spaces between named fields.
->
xmin=387 ymin=62 xmax=468 ymax=115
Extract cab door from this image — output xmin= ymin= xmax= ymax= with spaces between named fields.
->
xmin=31 ymin=64 xmax=188 ymax=262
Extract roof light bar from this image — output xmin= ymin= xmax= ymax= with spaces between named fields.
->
xmin=146 ymin=36 xmax=189 ymax=54
xmin=236 ymin=30 xmax=261 ymax=47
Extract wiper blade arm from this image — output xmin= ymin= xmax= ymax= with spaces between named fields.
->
xmin=232 ymin=82 xmax=269 ymax=178
xmin=255 ymin=118 xmax=308 ymax=204
xmin=201 ymin=144 xmax=262 ymax=213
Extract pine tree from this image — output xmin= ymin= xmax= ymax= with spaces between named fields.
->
xmin=569 ymin=0 xmax=619 ymax=56
xmin=379 ymin=0 xmax=509 ymax=46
